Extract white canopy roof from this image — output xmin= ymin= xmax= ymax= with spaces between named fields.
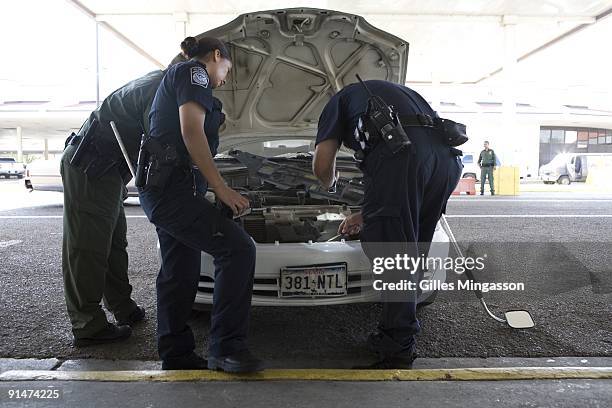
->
xmin=0 ymin=0 xmax=611 ymax=146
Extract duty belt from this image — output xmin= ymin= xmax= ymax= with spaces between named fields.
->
xmin=398 ymin=113 xmax=435 ymax=128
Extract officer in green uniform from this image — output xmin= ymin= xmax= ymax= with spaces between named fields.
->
xmin=478 ymin=141 xmax=496 ymax=195
xmin=60 ymin=41 xmax=199 ymax=346
xmin=60 ymin=72 xmax=161 ymax=346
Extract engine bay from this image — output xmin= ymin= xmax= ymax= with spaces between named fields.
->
xmin=211 ymin=152 xmax=364 ymax=243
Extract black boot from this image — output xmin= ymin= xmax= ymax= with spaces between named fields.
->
xmin=73 ymin=323 xmax=132 ymax=347
xmin=116 ymin=305 xmax=146 ymax=326
xmin=354 ymin=349 xmax=417 ymax=369
xmin=208 ymin=349 xmax=264 ymax=373
xmin=162 ymin=352 xmax=208 ymax=370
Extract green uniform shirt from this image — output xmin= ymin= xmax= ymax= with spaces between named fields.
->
xmin=478 ymin=149 xmax=496 ymax=166
xmin=76 ymin=70 xmax=165 ymax=165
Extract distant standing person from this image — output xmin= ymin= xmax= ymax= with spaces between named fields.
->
xmin=478 ymin=141 xmax=496 ymax=195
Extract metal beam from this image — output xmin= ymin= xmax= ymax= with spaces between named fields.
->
xmin=65 ymin=0 xmax=165 ymax=69
xmin=95 ymin=11 xmax=598 ymax=23
xmin=475 ymin=6 xmax=612 ymax=84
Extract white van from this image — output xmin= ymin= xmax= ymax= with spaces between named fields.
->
xmin=539 ymin=153 xmax=612 ymax=184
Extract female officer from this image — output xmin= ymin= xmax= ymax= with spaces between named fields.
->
xmin=139 ymin=37 xmax=264 ymax=373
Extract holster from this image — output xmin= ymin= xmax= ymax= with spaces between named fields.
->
xmin=137 ymin=137 xmax=188 ymax=191
xmin=69 ymin=118 xmax=120 ymax=180
xmin=398 ymin=113 xmax=468 ymax=147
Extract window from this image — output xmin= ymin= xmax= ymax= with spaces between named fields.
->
xmin=577 ymin=130 xmax=589 ymax=148
xmin=598 ymin=130 xmax=607 ymax=145
xmin=551 ymin=129 xmax=564 ymax=143
xmin=540 ymin=129 xmax=551 ymax=143
xmin=589 ymin=130 xmax=598 ymax=145
xmin=607 ymin=130 xmax=612 ymax=144
xmin=565 ymin=130 xmax=577 ymax=144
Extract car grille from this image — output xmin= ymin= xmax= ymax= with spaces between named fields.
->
xmin=198 ymin=272 xmax=371 ymax=298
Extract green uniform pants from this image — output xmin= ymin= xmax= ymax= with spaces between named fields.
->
xmin=480 ymin=166 xmax=495 ymax=194
xmin=60 ymin=144 xmax=136 ymax=337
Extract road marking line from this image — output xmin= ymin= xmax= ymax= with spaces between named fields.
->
xmin=1 ymin=367 xmax=611 ymax=382
xmin=449 ymin=199 xmax=612 ymax=202
xmin=0 ymin=216 xmax=148 ymax=219
xmin=445 ymin=215 xmax=612 ymax=218
xmin=0 ymin=240 xmax=22 ymax=248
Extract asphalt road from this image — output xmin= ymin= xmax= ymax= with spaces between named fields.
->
xmin=0 ymin=179 xmax=611 ymax=367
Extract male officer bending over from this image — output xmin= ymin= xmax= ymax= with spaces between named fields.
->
xmin=313 ymin=79 xmax=463 ymax=368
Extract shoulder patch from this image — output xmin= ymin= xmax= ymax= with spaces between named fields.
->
xmin=190 ymin=66 xmax=209 ymax=88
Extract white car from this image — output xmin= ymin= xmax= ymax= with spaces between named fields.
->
xmin=24 ymin=157 xmax=138 ymax=196
xmin=161 ymin=8 xmax=451 ymax=308
xmin=460 ymin=152 xmax=480 ymax=180
xmin=0 ymin=157 xmax=26 ymax=179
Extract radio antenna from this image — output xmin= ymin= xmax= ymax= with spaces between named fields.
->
xmin=355 ymin=74 xmax=387 ymax=110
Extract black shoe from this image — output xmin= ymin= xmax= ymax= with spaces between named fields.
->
xmin=491 ymin=192 xmax=495 ymax=196
xmin=73 ymin=323 xmax=132 ymax=347
xmin=353 ymin=351 xmax=417 ymax=369
xmin=116 ymin=305 xmax=146 ymax=326
xmin=162 ymin=352 xmax=208 ymax=370
xmin=480 ymin=192 xmax=484 ymax=196
xmin=208 ymin=349 xmax=264 ymax=373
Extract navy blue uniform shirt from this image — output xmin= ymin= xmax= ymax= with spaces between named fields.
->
xmin=149 ymin=59 xmax=222 ymax=157
xmin=315 ymin=80 xmax=435 ymax=151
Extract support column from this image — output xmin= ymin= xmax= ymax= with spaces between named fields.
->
xmin=44 ymin=138 xmax=49 ymax=160
xmin=174 ymin=11 xmax=188 ymax=44
xmin=95 ymin=21 xmax=101 ymax=108
xmin=501 ymin=17 xmax=518 ymax=165
xmin=16 ymin=126 xmax=23 ymax=162
xmin=430 ymin=71 xmax=441 ymax=113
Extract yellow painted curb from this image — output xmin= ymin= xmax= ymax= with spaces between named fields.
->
xmin=1 ymin=367 xmax=611 ymax=382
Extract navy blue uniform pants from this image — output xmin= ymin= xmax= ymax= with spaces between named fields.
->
xmin=359 ymin=131 xmax=462 ymax=357
xmin=139 ymin=167 xmax=256 ymax=361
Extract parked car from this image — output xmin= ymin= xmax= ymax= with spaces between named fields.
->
xmin=539 ymin=152 xmax=612 ymax=184
xmin=460 ymin=152 xmax=480 ymax=179
xmin=0 ymin=157 xmax=26 ymax=179
xmin=24 ymin=157 xmax=138 ymax=196
xmin=171 ymin=8 xmax=451 ymax=309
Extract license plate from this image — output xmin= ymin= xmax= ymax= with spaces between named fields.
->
xmin=280 ymin=263 xmax=347 ymax=298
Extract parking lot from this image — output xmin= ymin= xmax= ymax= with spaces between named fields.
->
xmin=1 ymin=178 xmax=610 ymax=369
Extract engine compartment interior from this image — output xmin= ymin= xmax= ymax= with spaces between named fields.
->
xmin=210 ymin=155 xmax=363 ymax=243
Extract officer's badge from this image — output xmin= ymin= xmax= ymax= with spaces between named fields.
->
xmin=190 ymin=66 xmax=209 ymax=88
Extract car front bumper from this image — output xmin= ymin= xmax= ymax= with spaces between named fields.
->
xmin=540 ymin=173 xmax=559 ymax=182
xmin=194 ymin=224 xmax=450 ymax=307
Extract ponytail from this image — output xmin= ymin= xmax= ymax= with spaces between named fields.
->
xmin=180 ymin=36 xmax=231 ymax=61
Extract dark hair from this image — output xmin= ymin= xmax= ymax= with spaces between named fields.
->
xmin=180 ymin=36 xmax=231 ymax=61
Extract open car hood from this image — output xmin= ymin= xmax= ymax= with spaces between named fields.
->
xmin=180 ymin=8 xmax=409 ymax=146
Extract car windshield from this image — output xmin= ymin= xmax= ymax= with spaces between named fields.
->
xmin=219 ymin=139 xmax=354 ymax=158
